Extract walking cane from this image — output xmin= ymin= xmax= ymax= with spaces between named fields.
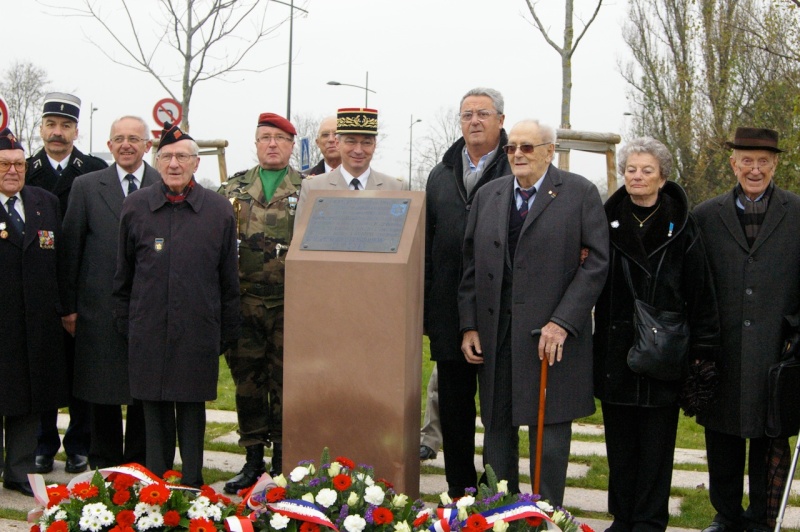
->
xmin=774 ymin=428 xmax=800 ymax=532
xmin=531 ymin=328 xmax=547 ymax=495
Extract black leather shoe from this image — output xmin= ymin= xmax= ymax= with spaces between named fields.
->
xmin=224 ymin=444 xmax=266 ymax=495
xmin=65 ymin=454 xmax=88 ymax=474
xmin=35 ymin=455 xmax=54 ymax=474
xmin=702 ymin=522 xmax=741 ymax=532
xmin=4 ymin=480 xmax=34 ymax=497
xmin=420 ymin=445 xmax=437 ymax=461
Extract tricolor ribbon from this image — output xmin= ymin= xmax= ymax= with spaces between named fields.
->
xmin=428 ymin=502 xmax=561 ymax=532
xmin=267 ymin=499 xmax=338 ymax=530
xmin=225 ymin=515 xmax=256 ymax=532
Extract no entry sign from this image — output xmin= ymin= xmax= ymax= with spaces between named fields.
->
xmin=0 ymin=97 xmax=8 ymax=131
xmin=152 ymin=98 xmax=183 ymax=127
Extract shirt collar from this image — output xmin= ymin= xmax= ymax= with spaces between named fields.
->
xmin=340 ymin=165 xmax=371 ymax=187
xmin=47 ymin=153 xmax=70 ymax=171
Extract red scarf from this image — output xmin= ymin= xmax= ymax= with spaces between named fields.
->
xmin=162 ymin=177 xmax=196 ymax=203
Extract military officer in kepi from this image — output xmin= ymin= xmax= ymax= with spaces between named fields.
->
xmin=25 ymin=92 xmax=107 ymax=477
xmin=218 ymin=112 xmax=303 ymax=494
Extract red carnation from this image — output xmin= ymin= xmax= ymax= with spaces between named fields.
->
xmin=113 ymin=489 xmax=131 ymax=505
xmin=164 ymin=510 xmax=181 ymax=526
xmin=376 ymin=478 xmax=394 ymax=490
xmin=525 ymin=516 xmax=544 ymax=527
xmin=45 ymin=523 xmax=68 ymax=532
xmin=334 ymin=456 xmax=356 ymax=469
xmin=139 ymin=482 xmax=171 ymax=505
xmin=413 ymin=513 xmax=431 ymax=527
xmin=373 ymin=507 xmax=394 ymax=525
xmin=332 ymin=474 xmax=352 ymax=491
xmin=30 ymin=526 xmax=42 ymax=532
xmin=580 ymin=524 xmax=596 ymax=532
xmin=46 ymin=485 xmax=70 ymax=507
xmin=163 ymin=470 xmax=183 ymax=483
xmin=266 ymin=486 xmax=287 ymax=502
xmin=464 ymin=514 xmax=489 ymax=532
xmin=189 ymin=517 xmax=216 ymax=532
xmin=117 ymin=510 xmax=136 ymax=527
xmin=71 ymin=482 xmax=99 ymax=500
xmin=300 ymin=523 xmax=321 ymax=532
xmin=111 ymin=474 xmax=138 ymax=491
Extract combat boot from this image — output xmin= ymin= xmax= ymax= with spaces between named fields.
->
xmin=224 ymin=444 xmax=266 ymax=494
xmin=269 ymin=442 xmax=282 ymax=477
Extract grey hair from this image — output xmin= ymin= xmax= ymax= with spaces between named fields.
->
xmin=460 ymin=87 xmax=504 ymax=114
xmin=617 ymin=136 xmax=673 ymax=179
xmin=109 ymin=115 xmax=150 ymax=140
xmin=157 ymin=138 xmax=200 ymax=156
xmin=514 ymin=119 xmax=556 ymax=144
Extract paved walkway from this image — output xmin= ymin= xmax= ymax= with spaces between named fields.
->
xmin=2 ymin=411 xmax=798 ymax=531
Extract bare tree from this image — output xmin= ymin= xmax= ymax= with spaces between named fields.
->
xmin=524 ymin=0 xmax=603 ymax=169
xmin=413 ymin=107 xmax=461 ymax=190
xmin=0 ymin=61 xmax=49 ymax=153
xmin=62 ymin=0 xmax=297 ymax=132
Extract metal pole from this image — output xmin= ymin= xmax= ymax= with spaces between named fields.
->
xmin=365 ymin=71 xmax=369 ymax=107
xmin=89 ymin=105 xmax=98 ymax=155
xmin=408 ymin=115 xmax=421 ymax=184
xmin=287 ymin=0 xmax=294 ymax=119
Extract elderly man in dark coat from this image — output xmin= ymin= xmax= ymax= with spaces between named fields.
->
xmin=694 ymin=127 xmax=800 ymax=532
xmin=63 ymin=116 xmax=160 ymax=470
xmin=0 ymin=128 xmax=69 ymax=496
xmin=113 ymin=123 xmax=240 ymax=487
xmin=459 ymin=119 xmax=609 ymax=505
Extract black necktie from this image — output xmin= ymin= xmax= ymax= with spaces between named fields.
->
xmin=351 ymin=179 xmax=361 ymax=191
xmin=126 ymin=174 xmax=138 ymax=195
xmin=55 ymin=164 xmax=63 ymax=176
xmin=518 ymin=186 xmax=536 ymax=219
xmin=6 ymin=196 xmax=24 ymax=235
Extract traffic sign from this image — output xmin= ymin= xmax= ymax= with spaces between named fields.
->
xmin=300 ymin=137 xmax=310 ymax=171
xmin=152 ymin=98 xmax=183 ymax=127
xmin=0 ymin=97 xmax=8 ymax=131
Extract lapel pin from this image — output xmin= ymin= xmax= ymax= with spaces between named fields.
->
xmin=667 ymin=222 xmax=674 ymax=237
xmin=611 ymin=220 xmax=620 ymax=229
xmin=548 ymin=190 xmax=557 ymax=198
xmin=0 ymin=230 xmax=7 ymax=239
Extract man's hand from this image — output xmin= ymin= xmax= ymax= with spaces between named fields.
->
xmin=62 ymin=313 xmax=77 ymax=337
xmin=461 ymin=330 xmax=484 ymax=364
xmin=538 ymin=321 xmax=568 ymax=366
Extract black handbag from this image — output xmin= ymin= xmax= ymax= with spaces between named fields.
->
xmin=765 ymin=323 xmax=800 ymax=438
xmin=621 ymin=253 xmax=690 ymax=382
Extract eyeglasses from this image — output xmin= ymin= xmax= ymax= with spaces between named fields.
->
xmin=157 ymin=152 xmax=197 ymax=163
xmin=503 ymin=142 xmax=551 ymax=155
xmin=460 ymin=110 xmax=497 ymax=123
xmin=256 ymin=135 xmax=293 ymax=144
xmin=110 ymin=135 xmax=147 ymax=144
xmin=738 ymin=158 xmax=775 ymax=171
xmin=0 ymin=161 xmax=26 ymax=173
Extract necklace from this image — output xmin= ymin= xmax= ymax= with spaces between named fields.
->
xmin=632 ymin=203 xmax=661 ymax=228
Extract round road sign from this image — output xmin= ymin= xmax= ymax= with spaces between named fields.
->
xmin=152 ymin=98 xmax=183 ymax=127
xmin=0 ymin=98 xmax=8 ymax=131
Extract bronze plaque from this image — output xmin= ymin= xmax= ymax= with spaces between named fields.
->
xmin=301 ymin=197 xmax=410 ymax=252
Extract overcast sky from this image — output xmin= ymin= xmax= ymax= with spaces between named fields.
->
xmin=5 ymin=0 xmax=631 ymax=191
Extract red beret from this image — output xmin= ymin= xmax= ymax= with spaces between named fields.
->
xmin=257 ymin=113 xmax=297 ymax=136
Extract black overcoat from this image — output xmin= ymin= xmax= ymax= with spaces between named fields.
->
xmin=63 ymin=163 xmax=160 ymax=404
xmin=424 ymin=132 xmax=510 ymax=361
xmin=694 ymin=185 xmax=800 ymax=438
xmin=593 ymin=182 xmax=720 ymax=407
xmin=113 ymin=181 xmax=241 ymax=402
xmin=0 ymin=186 xmax=69 ymax=416
xmin=26 ymin=147 xmax=108 ymax=218
xmin=458 ymin=165 xmax=609 ymax=426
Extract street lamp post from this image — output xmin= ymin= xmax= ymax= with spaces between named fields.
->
xmin=89 ymin=104 xmax=99 ymax=155
xmin=272 ymin=0 xmax=309 ymax=120
xmin=408 ymin=115 xmax=422 ymax=184
xmin=327 ymin=71 xmax=376 ymax=107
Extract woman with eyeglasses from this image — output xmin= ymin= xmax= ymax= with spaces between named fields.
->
xmin=593 ymin=137 xmax=720 ymax=531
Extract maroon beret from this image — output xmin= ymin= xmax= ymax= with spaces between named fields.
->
xmin=257 ymin=113 xmax=297 ymax=136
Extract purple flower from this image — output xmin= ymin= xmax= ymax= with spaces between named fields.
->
xmin=309 ymin=478 xmax=323 ymax=487
xmin=465 ymin=487 xmax=477 ymax=495
xmin=365 ymin=505 xmax=375 ymax=524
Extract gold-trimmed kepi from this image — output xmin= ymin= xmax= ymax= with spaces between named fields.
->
xmin=336 ymin=107 xmax=378 ymax=136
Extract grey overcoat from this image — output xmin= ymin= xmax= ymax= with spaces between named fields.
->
xmin=63 ymin=163 xmax=159 ymax=404
xmin=694 ymin=185 xmax=800 ymax=438
xmin=458 ymin=165 xmax=609 ymax=426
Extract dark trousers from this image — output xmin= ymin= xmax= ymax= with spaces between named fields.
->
xmin=141 ymin=401 xmax=205 ymax=488
xmin=481 ymin=338 xmax=572 ymax=506
xmin=0 ymin=413 xmax=38 ymax=482
xmin=89 ymin=402 xmax=146 ymax=469
xmin=602 ymin=402 xmax=680 ymax=532
xmin=437 ymin=358 xmax=479 ymax=496
xmin=705 ymin=428 xmax=770 ymax=531
xmin=36 ymin=334 xmax=91 ymax=458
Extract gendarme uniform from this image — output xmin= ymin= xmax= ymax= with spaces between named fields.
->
xmin=26 ymin=147 xmax=107 ymax=219
xmin=218 ymin=135 xmax=302 ymax=490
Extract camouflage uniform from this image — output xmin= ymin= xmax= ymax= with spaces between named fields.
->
xmin=219 ymin=165 xmax=302 ymax=448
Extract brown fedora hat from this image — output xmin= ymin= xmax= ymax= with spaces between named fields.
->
xmin=725 ymin=127 xmax=783 ymax=153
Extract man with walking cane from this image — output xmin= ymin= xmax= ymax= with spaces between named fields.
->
xmin=458 ymin=119 xmax=608 ymax=505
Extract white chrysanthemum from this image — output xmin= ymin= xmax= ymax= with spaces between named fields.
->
xmin=134 ymin=502 xmax=160 ymax=518
xmin=537 ymin=501 xmax=554 ymax=513
xmin=270 ymin=513 xmax=291 ymax=530
xmin=42 ymin=506 xmax=60 ymax=518
xmin=496 ymin=480 xmax=509 ymax=494
xmin=343 ymin=514 xmax=367 ymax=532
xmin=393 ymin=522 xmax=412 ymax=532
xmin=78 ymin=514 xmax=94 ymax=531
xmin=188 ymin=499 xmax=212 ymax=519
xmin=289 ymin=466 xmax=310 ymax=482
xmin=456 ymin=495 xmax=475 ymax=508
xmin=364 ymin=485 xmax=385 ymax=505
xmin=149 ymin=512 xmax=164 ymax=527
xmin=84 ymin=502 xmax=109 ymax=516
xmin=347 ymin=491 xmax=360 ymax=506
xmin=55 ymin=510 xmax=68 ymax=521
xmin=136 ymin=513 xmax=160 ymax=531
xmin=328 ymin=461 xmax=342 ymax=477
xmin=206 ymin=504 xmax=222 ymax=521
xmin=98 ymin=510 xmax=115 ymax=526
xmin=316 ymin=488 xmax=338 ymax=508
xmin=493 ymin=519 xmax=510 ymax=532
xmin=391 ymin=494 xmax=408 ymax=508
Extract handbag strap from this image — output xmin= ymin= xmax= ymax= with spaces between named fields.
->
xmin=620 ymin=248 xmax=669 ymax=305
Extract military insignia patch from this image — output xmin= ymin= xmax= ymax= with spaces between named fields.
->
xmin=155 ymin=238 xmax=165 ymax=251
xmin=38 ymin=230 xmax=55 ymax=249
